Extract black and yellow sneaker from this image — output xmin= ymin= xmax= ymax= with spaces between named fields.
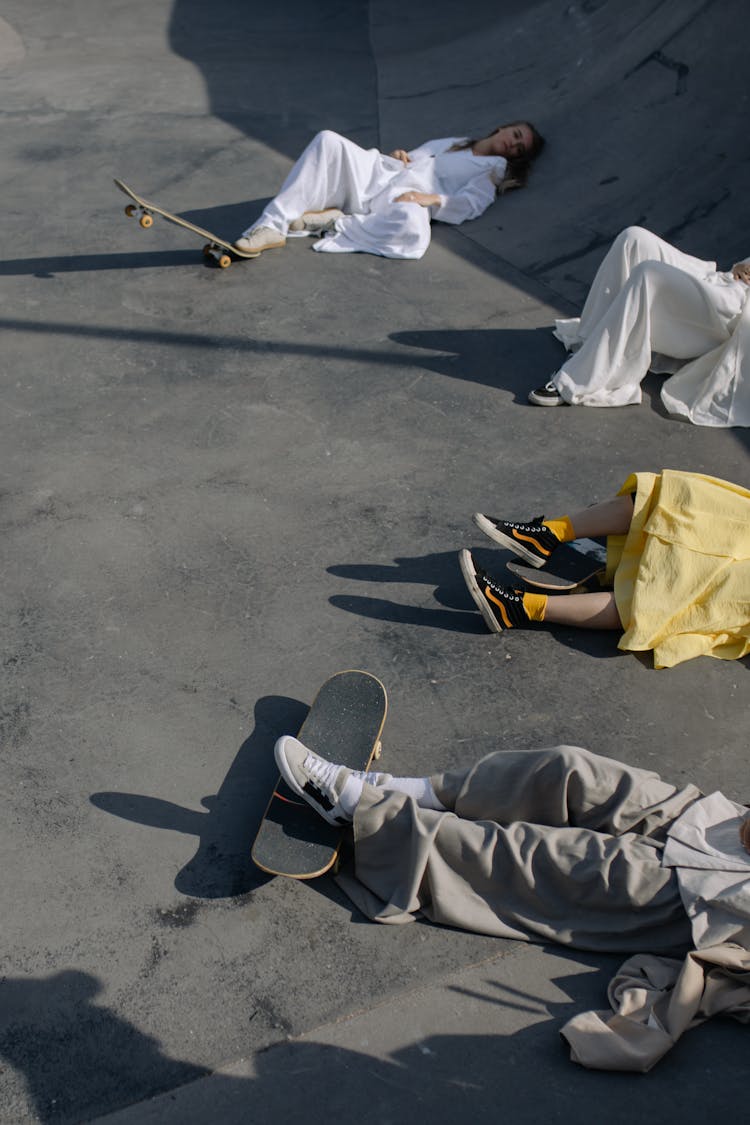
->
xmin=459 ymin=550 xmax=534 ymax=633
xmin=472 ymin=512 xmax=561 ymax=568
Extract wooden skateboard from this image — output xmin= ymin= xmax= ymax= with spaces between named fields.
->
xmin=113 ymin=178 xmax=259 ymax=268
xmin=507 ymin=538 xmax=608 ymax=591
xmin=252 ymin=670 xmax=387 ymax=880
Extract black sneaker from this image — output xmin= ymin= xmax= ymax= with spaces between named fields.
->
xmin=528 ymin=379 xmax=565 ymax=406
xmin=459 ymin=550 xmax=534 ymax=633
xmin=472 ymin=513 xmax=560 ymax=567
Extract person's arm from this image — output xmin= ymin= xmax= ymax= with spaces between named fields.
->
xmin=394 ymin=190 xmax=441 ymax=207
xmin=430 ymin=174 xmax=498 ymax=225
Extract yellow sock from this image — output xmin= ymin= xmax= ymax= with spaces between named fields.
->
xmin=543 ymin=515 xmax=575 ymax=543
xmin=522 ymin=591 xmax=548 ymax=622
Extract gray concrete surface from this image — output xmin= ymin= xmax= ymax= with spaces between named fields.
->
xmin=0 ymin=1 xmax=747 ymax=1122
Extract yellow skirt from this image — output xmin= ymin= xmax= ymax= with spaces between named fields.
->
xmin=606 ymin=470 xmax=750 ymax=668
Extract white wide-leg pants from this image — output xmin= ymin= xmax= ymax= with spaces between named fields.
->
xmin=241 ymin=130 xmax=432 ymax=259
xmin=553 ymin=227 xmax=747 ymax=407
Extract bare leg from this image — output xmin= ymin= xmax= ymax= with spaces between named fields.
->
xmin=554 ymin=494 xmax=633 ymax=539
xmin=543 ymin=590 xmax=621 ymax=629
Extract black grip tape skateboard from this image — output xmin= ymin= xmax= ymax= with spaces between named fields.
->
xmin=252 ymin=670 xmax=387 ymax=879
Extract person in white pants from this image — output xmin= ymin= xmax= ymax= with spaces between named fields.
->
xmin=234 ymin=122 xmax=544 ymax=260
xmin=529 ymin=226 xmax=750 ymax=427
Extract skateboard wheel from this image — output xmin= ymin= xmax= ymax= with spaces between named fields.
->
xmin=202 ymin=244 xmax=213 ymax=258
xmin=373 ymin=740 xmax=382 ymax=760
xmin=218 ymin=254 xmax=232 ymax=269
xmin=139 ymin=213 xmax=154 ymax=229
xmin=124 ymin=204 xmax=136 ymax=218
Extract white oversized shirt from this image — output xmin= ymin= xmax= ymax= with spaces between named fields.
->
xmin=405 ymin=137 xmax=507 ymax=224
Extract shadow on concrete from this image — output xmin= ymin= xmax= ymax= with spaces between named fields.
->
xmin=2 ymin=952 xmax=739 ymax=1124
xmin=0 ymin=970 xmax=209 ymax=1124
xmin=0 ymin=317 xmax=542 ymax=397
xmin=330 ymin=594 xmax=486 ymax=636
xmin=327 ymin=547 xmax=627 ymax=659
xmin=0 ymin=251 xmax=205 ymax=277
xmin=91 ymin=694 xmax=308 ymax=899
xmin=168 ymin=0 xmax=378 ymax=157
xmin=391 ymin=326 xmax=562 ymax=402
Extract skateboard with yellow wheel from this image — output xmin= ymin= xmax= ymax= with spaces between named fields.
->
xmin=113 ymin=178 xmax=259 ymax=268
xmin=252 ymin=671 xmax=387 ymax=879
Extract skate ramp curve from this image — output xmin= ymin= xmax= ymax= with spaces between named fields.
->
xmin=170 ymin=0 xmax=747 ymax=306
xmin=369 ymin=0 xmax=747 ymax=304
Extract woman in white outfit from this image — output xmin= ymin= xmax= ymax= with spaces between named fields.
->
xmin=529 ymin=226 xmax=750 ymax=427
xmin=234 ymin=121 xmax=544 ymax=260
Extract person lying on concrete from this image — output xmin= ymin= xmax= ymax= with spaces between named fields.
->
xmin=528 ymin=225 xmax=750 ymax=427
xmin=459 ymin=468 xmax=750 ymax=668
xmin=273 ymin=733 xmax=750 ymax=1071
xmin=233 ymin=122 xmax=544 ymax=260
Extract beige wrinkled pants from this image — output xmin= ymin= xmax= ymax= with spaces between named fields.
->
xmin=341 ymin=746 xmax=700 ymax=953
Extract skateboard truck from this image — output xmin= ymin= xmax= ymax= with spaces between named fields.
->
xmin=123 ymin=202 xmax=154 ymax=229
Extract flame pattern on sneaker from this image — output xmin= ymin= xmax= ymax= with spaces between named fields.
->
xmin=459 ymin=549 xmax=534 ymax=633
xmin=472 ymin=513 xmax=561 ymax=568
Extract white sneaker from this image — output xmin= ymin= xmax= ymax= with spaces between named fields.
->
xmin=289 ymin=208 xmax=343 ymax=233
xmin=274 ymin=736 xmax=353 ymax=825
xmin=233 ymin=226 xmax=286 ymax=253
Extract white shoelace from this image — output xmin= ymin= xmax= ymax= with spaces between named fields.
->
xmin=303 ymin=752 xmax=342 ymax=791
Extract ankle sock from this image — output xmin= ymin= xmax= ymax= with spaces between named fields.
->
xmin=522 ymin=591 xmax=548 ymax=622
xmin=382 ymin=777 xmax=446 ymax=810
xmin=341 ymin=771 xmax=446 ymax=815
xmin=542 ymin=515 xmax=574 ymax=543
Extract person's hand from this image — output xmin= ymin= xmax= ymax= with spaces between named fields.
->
xmin=394 ymin=190 xmax=440 ymax=207
xmin=389 ymin=149 xmax=411 ymax=165
xmin=731 ymin=262 xmax=750 ymax=283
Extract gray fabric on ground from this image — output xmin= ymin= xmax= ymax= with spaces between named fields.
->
xmin=338 ymin=746 xmax=700 ymax=953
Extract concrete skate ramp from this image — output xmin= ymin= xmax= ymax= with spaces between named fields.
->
xmin=170 ymin=0 xmax=747 ymax=305
xmin=1 ymin=1 xmax=748 ymax=1120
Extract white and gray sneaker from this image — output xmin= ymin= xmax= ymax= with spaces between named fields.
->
xmin=289 ymin=208 xmax=344 ymax=233
xmin=528 ymin=379 xmax=565 ymax=407
xmin=233 ymin=226 xmax=286 ymax=254
xmin=274 ymin=736 xmax=356 ymax=825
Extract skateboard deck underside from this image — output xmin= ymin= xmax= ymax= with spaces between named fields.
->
xmin=507 ymin=538 xmax=608 ymax=590
xmin=113 ymin=178 xmax=258 ymax=263
xmin=252 ymin=671 xmax=387 ymax=879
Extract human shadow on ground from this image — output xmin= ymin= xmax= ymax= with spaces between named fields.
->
xmin=0 ymin=970 xmax=209 ymax=1123
xmin=91 ymin=694 xmax=308 ymax=898
xmin=1 ymin=952 xmax=744 ymax=1123
xmin=391 ymin=326 xmax=562 ymax=402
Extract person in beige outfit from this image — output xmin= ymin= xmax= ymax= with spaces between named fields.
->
xmin=273 ymin=730 xmax=750 ymax=1070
